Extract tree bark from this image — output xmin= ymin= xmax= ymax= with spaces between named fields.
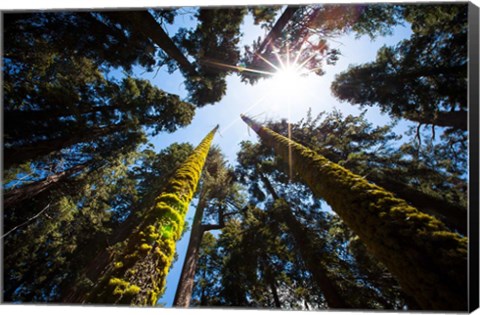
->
xmin=302 ymin=142 xmax=467 ymax=234
xmin=370 ymin=175 xmax=467 ymax=235
xmin=242 ymin=115 xmax=468 ymax=311
xmin=259 ymin=173 xmax=350 ymax=309
xmin=262 ymin=261 xmax=281 ymax=308
xmin=4 ymin=123 xmax=128 ymax=169
xmin=172 ymin=192 xmax=208 ymax=307
xmin=254 ymin=6 xmax=299 ymax=57
xmin=3 ymin=162 xmax=90 ymax=209
xmin=103 ymin=11 xmax=198 ymax=76
xmin=404 ymin=110 xmax=467 ymax=131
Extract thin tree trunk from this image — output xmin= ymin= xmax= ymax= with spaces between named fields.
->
xmin=4 ymin=162 xmax=89 ymax=209
xmin=273 ymin=203 xmax=351 ymax=309
xmin=173 ymin=194 xmax=227 ymax=306
xmin=263 ymin=262 xmax=281 ymax=308
xmin=241 ymin=115 xmax=467 ymax=311
xmin=172 ymin=192 xmax=208 ymax=307
xmin=259 ymin=173 xmax=350 ymax=309
xmin=254 ymin=6 xmax=299 ymax=57
xmin=404 ymin=110 xmax=467 ymax=131
xmin=85 ymin=126 xmax=218 ymax=306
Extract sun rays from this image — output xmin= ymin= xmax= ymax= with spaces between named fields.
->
xmin=211 ymin=42 xmax=322 ymax=181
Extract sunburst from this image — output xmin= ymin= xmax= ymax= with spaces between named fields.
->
xmin=206 ymin=42 xmax=319 ymax=180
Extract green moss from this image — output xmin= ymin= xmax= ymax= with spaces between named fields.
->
xmin=113 ymin=261 xmax=124 ymax=269
xmin=109 ymin=277 xmax=141 ymax=297
xmin=139 ymin=243 xmax=152 ymax=252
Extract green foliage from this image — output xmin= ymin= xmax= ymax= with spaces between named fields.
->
xmin=3 ymin=10 xmax=198 ymax=172
xmin=190 ymin=232 xmax=223 ymax=306
xmin=247 ymin=6 xmax=281 ymax=28
xmin=2 ymin=150 xmax=143 ymax=302
xmin=3 ymin=141 xmax=197 ymax=303
xmin=3 ymin=11 xmax=172 ymax=73
xmin=3 ymin=52 xmax=194 ymax=168
xmin=331 ymin=4 xmax=467 ymax=133
xmin=175 ymin=8 xmax=247 ymax=105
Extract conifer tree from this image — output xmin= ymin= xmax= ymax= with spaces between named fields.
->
xmin=240 ymin=115 xmax=467 ymax=311
xmin=173 ymin=147 xmax=240 ymax=307
xmin=266 ymin=110 xmax=467 ymax=235
xmin=85 ymin=126 xmax=218 ymax=305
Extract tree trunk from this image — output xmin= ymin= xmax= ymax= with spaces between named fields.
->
xmin=259 ymin=173 xmax=350 ymax=309
xmin=4 ymin=162 xmax=90 ymax=209
xmin=254 ymin=6 xmax=299 ymax=57
xmin=4 ymin=123 xmax=127 ymax=169
xmin=274 ymin=204 xmax=351 ymax=309
xmin=103 ymin=11 xmax=198 ymax=76
xmin=307 ymin=146 xmax=467 ymax=234
xmin=241 ymin=115 xmax=467 ymax=311
xmin=172 ymin=192 xmax=208 ymax=307
xmin=5 ymin=105 xmax=117 ymax=126
xmin=85 ymin=126 xmax=218 ymax=306
xmin=404 ymin=110 xmax=467 ymax=131
xmin=262 ymin=261 xmax=281 ymax=308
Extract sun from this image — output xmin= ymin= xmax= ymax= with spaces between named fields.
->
xmin=269 ymin=65 xmax=305 ymax=97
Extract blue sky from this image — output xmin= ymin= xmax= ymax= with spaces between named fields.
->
xmin=133 ymin=7 xmax=415 ymax=307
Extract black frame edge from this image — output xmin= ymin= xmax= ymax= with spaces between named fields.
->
xmin=469 ymin=1 xmax=480 ymax=313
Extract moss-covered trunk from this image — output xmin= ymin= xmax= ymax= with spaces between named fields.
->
xmin=370 ymin=176 xmax=467 ymax=235
xmin=85 ymin=126 xmax=218 ymax=306
xmin=241 ymin=115 xmax=467 ymax=311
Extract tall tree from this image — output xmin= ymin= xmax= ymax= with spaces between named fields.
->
xmin=266 ymin=110 xmax=467 ymax=235
xmin=240 ymin=136 xmax=415 ymax=309
xmin=58 ymin=143 xmax=195 ymax=303
xmin=241 ymin=115 xmax=467 ymax=310
xmin=173 ymin=146 xmax=241 ymax=307
xmin=262 ymin=179 xmax=350 ymax=309
xmin=235 ymin=139 xmax=404 ymax=309
xmin=85 ymin=126 xmax=218 ymax=305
